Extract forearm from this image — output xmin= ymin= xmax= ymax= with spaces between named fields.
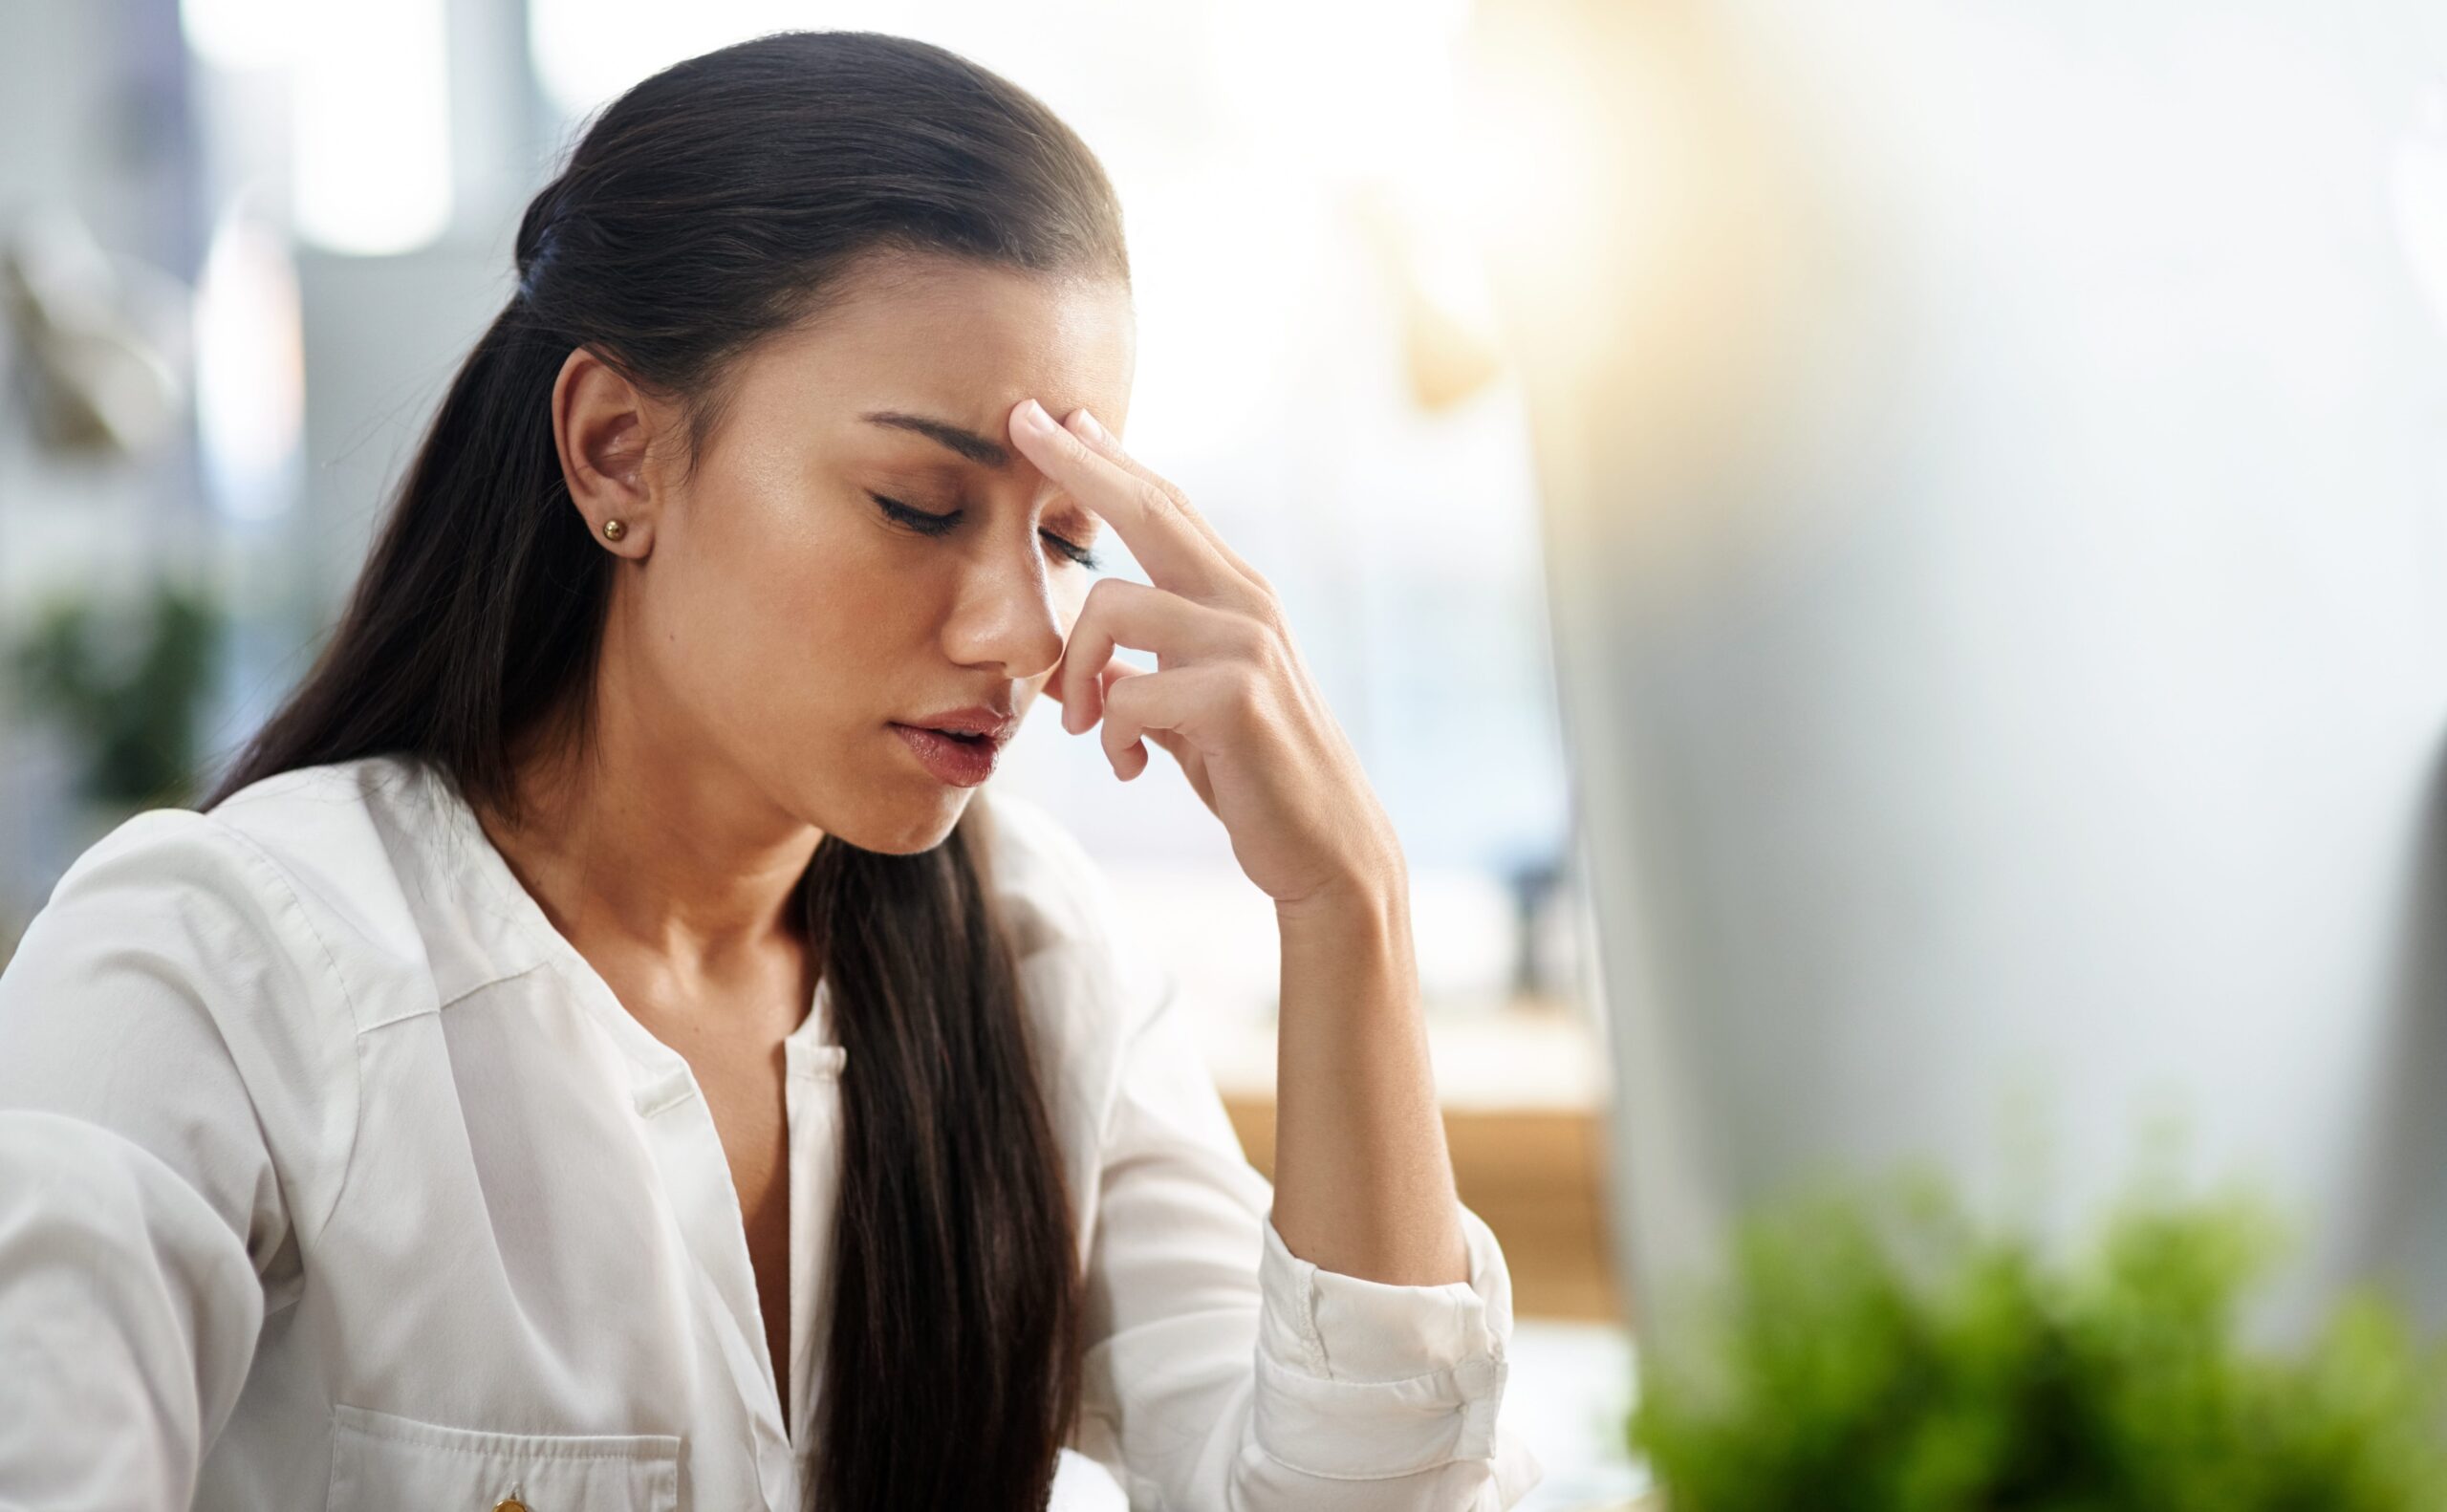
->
xmin=1267 ymin=866 xmax=1470 ymax=1286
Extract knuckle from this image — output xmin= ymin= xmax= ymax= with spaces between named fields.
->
xmin=1079 ymin=576 xmax=1129 ymax=626
xmin=1222 ymin=671 xmax=1266 ymax=724
xmin=1233 ymin=605 xmax=1288 ymax=662
xmin=1225 ymin=616 xmax=1273 ymax=661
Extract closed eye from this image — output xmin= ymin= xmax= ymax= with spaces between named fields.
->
xmin=871 ymin=491 xmax=960 ymax=537
xmin=1044 ymin=529 xmax=1102 ymax=572
xmin=871 ymin=492 xmax=1101 ymax=572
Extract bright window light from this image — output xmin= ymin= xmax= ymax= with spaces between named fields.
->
xmin=291 ymin=1 xmax=453 ymax=255
xmin=2394 ymin=78 xmax=2447 ymax=337
xmin=193 ymin=201 xmax=304 ymax=519
xmin=530 ymin=0 xmax=811 ymax=120
xmin=179 ymin=0 xmax=308 ymax=72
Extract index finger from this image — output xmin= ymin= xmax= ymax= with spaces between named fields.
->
xmin=1007 ymin=397 xmax=1237 ymax=597
xmin=1054 ymin=404 xmax=1272 ymax=590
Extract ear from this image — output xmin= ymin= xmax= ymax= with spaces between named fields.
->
xmin=551 ymin=346 xmax=664 ymax=557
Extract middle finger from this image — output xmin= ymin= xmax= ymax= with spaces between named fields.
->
xmin=1057 ymin=577 xmax=1247 ymax=733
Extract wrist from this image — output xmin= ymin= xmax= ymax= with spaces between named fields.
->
xmin=1275 ymin=859 xmax=1408 ymax=941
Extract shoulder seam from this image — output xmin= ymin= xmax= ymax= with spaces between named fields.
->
xmin=185 ymin=809 xmax=366 ymax=1253
xmin=432 ymin=957 xmax=555 ymax=1017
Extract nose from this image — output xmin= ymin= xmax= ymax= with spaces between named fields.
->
xmin=942 ymin=528 xmax=1068 ymax=683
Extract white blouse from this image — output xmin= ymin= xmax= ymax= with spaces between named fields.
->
xmin=0 ymin=752 xmax=1542 ymax=1511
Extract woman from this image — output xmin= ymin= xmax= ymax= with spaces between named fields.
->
xmin=0 ymin=30 xmax=1540 ymax=1512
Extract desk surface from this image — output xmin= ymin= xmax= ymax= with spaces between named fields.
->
xmin=1200 ymin=994 xmax=1610 ymax=1112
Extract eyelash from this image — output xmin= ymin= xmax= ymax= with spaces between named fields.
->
xmin=871 ymin=492 xmax=1101 ymax=571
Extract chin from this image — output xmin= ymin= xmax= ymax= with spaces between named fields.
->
xmin=831 ymin=788 xmax=974 ymax=857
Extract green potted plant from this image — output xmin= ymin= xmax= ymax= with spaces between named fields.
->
xmin=1630 ymin=1171 xmax=2447 ymax=1510
xmin=13 ymin=579 xmax=223 ymax=821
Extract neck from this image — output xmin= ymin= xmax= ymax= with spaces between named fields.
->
xmin=476 ymin=645 xmax=823 ymax=969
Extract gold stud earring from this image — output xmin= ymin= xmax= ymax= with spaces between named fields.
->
xmin=601 ymin=518 xmax=627 ymax=542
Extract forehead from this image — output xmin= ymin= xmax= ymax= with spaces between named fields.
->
xmin=733 ymin=250 xmax=1137 ymax=436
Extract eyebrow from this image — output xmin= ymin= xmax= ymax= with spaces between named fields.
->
xmin=859 ymin=410 xmax=1011 ymax=469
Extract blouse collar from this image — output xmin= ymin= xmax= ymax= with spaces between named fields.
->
xmin=399 ymin=754 xmax=839 ymax=1094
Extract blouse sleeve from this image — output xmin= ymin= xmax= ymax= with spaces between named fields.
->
xmin=0 ymin=809 xmax=357 ymax=1508
xmin=1071 ymin=953 xmax=1545 ymax=1510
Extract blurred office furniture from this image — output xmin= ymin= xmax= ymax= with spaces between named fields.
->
xmin=1492 ymin=0 xmax=2447 ymax=1343
xmin=0 ymin=0 xmax=211 ymax=930
xmin=1225 ymin=1071 xmax=1616 ymax=1322
xmin=2 ymin=207 xmax=189 ymax=459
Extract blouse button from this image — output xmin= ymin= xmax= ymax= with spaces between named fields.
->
xmin=492 ymin=1500 xmax=530 ymax=1512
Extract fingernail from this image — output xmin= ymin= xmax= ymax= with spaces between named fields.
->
xmin=1070 ymin=409 xmax=1106 ymax=443
xmin=1016 ymin=399 xmax=1055 ymax=432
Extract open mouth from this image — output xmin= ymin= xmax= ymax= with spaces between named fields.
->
xmin=891 ymin=722 xmax=1004 ymax=787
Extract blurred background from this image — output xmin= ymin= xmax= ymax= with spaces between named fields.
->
xmin=6 ymin=0 xmax=2447 ymax=1506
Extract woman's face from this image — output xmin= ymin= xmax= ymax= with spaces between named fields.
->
xmin=582 ymin=251 xmax=1136 ymax=853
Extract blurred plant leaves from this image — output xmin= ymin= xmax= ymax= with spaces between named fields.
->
xmin=1631 ymin=1171 xmax=2447 ymax=1511
xmin=14 ymin=582 xmax=221 ymax=809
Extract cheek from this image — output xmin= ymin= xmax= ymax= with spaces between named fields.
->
xmin=658 ymin=481 xmax=924 ymax=710
xmin=739 ymin=543 xmax=917 ymax=674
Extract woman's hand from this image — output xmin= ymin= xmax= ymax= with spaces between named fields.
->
xmin=1007 ymin=398 xmax=1401 ymax=912
xmin=1010 ymin=396 xmax=1469 ymax=1286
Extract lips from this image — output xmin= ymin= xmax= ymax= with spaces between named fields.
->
xmin=899 ymin=707 xmax=1018 ymax=741
xmin=889 ymin=718 xmax=1010 ymax=787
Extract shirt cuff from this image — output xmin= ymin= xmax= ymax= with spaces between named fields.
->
xmin=1249 ymin=1203 xmax=1514 ymax=1480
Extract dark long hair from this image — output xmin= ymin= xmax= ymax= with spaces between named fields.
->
xmin=205 ymin=31 xmax=1126 ymax=1508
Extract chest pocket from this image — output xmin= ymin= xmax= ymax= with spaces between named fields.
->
xmin=328 ymin=1404 xmax=682 ymax=1512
